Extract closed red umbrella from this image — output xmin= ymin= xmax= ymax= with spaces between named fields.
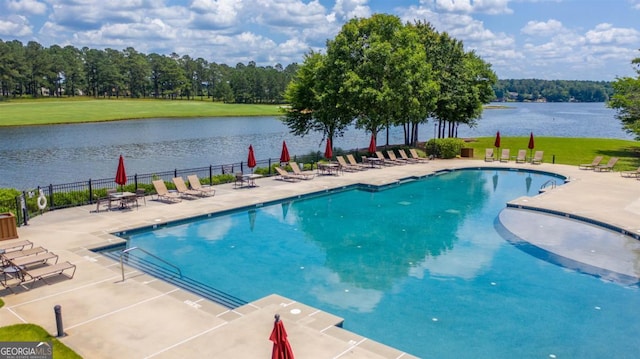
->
xmin=280 ymin=141 xmax=290 ymax=164
xmin=324 ymin=138 xmax=333 ymax=160
xmin=115 ymin=154 xmax=127 ymax=191
xmin=270 ymin=314 xmax=294 ymax=359
xmin=368 ymin=134 xmax=376 ymax=154
xmin=528 ymin=132 xmax=535 ymax=159
xmin=247 ymin=145 xmax=257 ymax=172
xmin=494 ymin=131 xmax=501 ymax=149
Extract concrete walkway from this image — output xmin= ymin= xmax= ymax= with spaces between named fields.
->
xmin=1 ymin=158 xmax=639 ymax=358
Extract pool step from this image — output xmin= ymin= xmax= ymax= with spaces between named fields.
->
xmin=101 ymin=250 xmax=248 ymax=309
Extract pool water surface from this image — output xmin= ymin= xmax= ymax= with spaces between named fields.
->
xmin=115 ymin=169 xmax=640 ymax=358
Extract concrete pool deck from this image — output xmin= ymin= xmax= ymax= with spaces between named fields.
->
xmin=1 ymin=158 xmax=639 ymax=358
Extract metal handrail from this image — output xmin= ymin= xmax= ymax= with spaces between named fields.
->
xmin=540 ymin=179 xmax=556 ymax=191
xmin=120 ymin=246 xmax=182 ymax=282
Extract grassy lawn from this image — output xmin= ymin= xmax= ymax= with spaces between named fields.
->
xmin=0 ymin=97 xmax=282 ymax=126
xmin=461 ymin=137 xmax=640 ymax=171
xmin=0 ymin=324 xmax=82 ymax=358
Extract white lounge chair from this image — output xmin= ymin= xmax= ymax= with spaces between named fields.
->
xmin=152 ymin=180 xmax=182 ymax=202
xmin=484 ymin=148 xmax=494 ymax=162
xmin=579 ymin=156 xmax=603 ymax=170
xmin=187 ymin=175 xmax=216 ymax=196
xmin=500 ymin=149 xmax=510 ymax=162
xmin=594 ymin=157 xmax=618 ymax=172
xmin=531 ymin=151 xmax=544 ymax=164
xmin=290 ymin=162 xmax=315 ymax=179
xmin=274 ymin=167 xmax=301 ymax=182
xmin=172 ymin=177 xmax=201 ymax=198
xmin=20 ymin=261 xmax=76 ymax=289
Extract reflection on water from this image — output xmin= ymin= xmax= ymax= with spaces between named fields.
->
xmin=0 ymin=102 xmax=630 ymax=188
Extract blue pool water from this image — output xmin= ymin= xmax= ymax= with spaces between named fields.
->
xmin=115 ymin=169 xmax=640 ymax=358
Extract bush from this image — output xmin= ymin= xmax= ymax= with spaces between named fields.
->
xmin=426 ymin=138 xmax=466 ymax=159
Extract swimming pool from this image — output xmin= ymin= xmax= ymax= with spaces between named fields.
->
xmin=108 ymin=169 xmax=640 ymax=358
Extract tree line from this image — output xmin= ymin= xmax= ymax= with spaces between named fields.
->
xmin=493 ymin=79 xmax=613 ymax=102
xmin=0 ymin=39 xmax=298 ymax=103
xmin=283 ymin=14 xmax=496 ymax=147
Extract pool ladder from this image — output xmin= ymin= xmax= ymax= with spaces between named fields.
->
xmin=539 ymin=179 xmax=556 ymax=193
xmin=120 ymin=246 xmax=182 ymax=282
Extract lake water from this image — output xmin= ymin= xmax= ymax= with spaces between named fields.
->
xmin=0 ymin=102 xmax=631 ymax=189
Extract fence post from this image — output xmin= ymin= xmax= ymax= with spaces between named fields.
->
xmin=134 ymin=174 xmax=138 ymax=189
xmin=209 ymin=165 xmax=213 ymax=184
xmin=174 ymin=169 xmax=178 ymax=178
xmin=268 ymin=159 xmax=272 ymax=174
xmin=241 ymin=162 xmax=244 ymax=173
xmin=48 ymin=184 xmax=54 ymax=208
xmin=88 ymin=179 xmax=93 ymax=203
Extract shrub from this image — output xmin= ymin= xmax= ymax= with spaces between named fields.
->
xmin=426 ymin=138 xmax=466 ymax=159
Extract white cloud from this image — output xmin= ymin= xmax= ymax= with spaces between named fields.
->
xmin=190 ymin=0 xmax=244 ymax=29
xmin=521 ymin=19 xmax=563 ymax=36
xmin=7 ymin=0 xmax=47 ymax=15
xmin=585 ymin=23 xmax=640 ymax=45
xmin=429 ymin=0 xmax=512 ymax=14
xmin=0 ymin=15 xmax=33 ymax=37
xmin=333 ymin=0 xmax=371 ymax=20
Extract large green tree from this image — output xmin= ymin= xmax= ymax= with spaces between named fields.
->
xmin=609 ymin=52 xmax=640 ymax=139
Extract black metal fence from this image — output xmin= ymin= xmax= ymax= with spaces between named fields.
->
xmin=6 ymin=155 xmax=317 ymax=227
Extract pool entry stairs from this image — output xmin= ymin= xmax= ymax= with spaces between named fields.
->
xmin=99 ymin=245 xmax=248 ymax=309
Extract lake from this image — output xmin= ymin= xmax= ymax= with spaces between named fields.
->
xmin=0 ymin=102 xmax=632 ymax=189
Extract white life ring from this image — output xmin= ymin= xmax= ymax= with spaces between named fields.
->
xmin=37 ymin=189 xmax=47 ymax=210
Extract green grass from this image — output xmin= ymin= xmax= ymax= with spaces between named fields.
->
xmin=462 ymin=137 xmax=640 ymax=171
xmin=0 ymin=97 xmax=282 ymax=126
xmin=0 ymin=324 xmax=82 ymax=358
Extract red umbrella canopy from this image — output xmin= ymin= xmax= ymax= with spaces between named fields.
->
xmin=528 ymin=132 xmax=535 ymax=150
xmin=280 ymin=141 xmax=290 ymax=163
xmin=115 ymin=155 xmax=127 ymax=186
xmin=270 ymin=315 xmax=294 ymax=359
xmin=368 ymin=134 xmax=376 ymax=154
xmin=324 ymin=138 xmax=333 ymax=160
xmin=248 ymin=145 xmax=257 ymax=168
xmin=494 ymin=131 xmax=501 ymax=148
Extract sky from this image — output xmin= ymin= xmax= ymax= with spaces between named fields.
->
xmin=1 ymin=0 xmax=639 ymax=81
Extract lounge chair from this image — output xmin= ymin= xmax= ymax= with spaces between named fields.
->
xmin=515 ymin=149 xmax=527 ymax=163
xmin=387 ymin=150 xmax=409 ymax=164
xmin=621 ymin=167 xmax=640 ymax=178
xmin=346 ymin=154 xmax=369 ymax=169
xmin=499 ymin=149 xmax=510 ymax=162
xmin=409 ymin=149 xmax=429 ymax=163
xmin=376 ymin=151 xmax=398 ymax=165
xmin=172 ymin=177 xmax=202 ymax=198
xmin=152 ymin=180 xmax=182 ymax=202
xmin=2 ymin=246 xmax=48 ymax=264
xmin=531 ymin=151 xmax=544 ymax=164
xmin=20 ymin=261 xmax=76 ymax=289
xmin=290 ymin=162 xmax=315 ymax=180
xmin=0 ymin=240 xmax=33 ymax=254
xmin=484 ymin=148 xmax=494 ymax=162
xmin=187 ymin=175 xmax=216 ymax=196
xmin=274 ymin=167 xmax=301 ymax=182
xmin=579 ymin=156 xmax=604 ymax=170
xmin=594 ymin=157 xmax=618 ymax=172
xmin=398 ymin=149 xmax=419 ymax=163
xmin=336 ymin=156 xmax=359 ymax=172
xmin=10 ymin=251 xmax=58 ymax=267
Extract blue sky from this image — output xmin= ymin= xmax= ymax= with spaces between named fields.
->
xmin=1 ymin=0 xmax=639 ymax=81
